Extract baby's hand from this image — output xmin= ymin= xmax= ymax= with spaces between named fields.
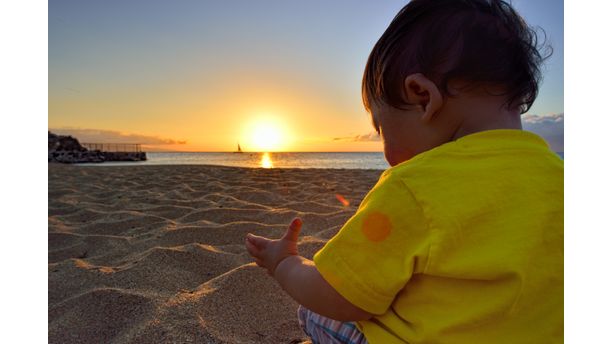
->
xmin=245 ymin=218 xmax=303 ymax=276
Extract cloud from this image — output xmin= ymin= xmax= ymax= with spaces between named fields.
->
xmin=49 ymin=128 xmax=187 ymax=145
xmin=522 ymin=113 xmax=564 ymax=124
xmin=333 ymin=132 xmax=381 ymax=142
xmin=522 ymin=113 xmax=564 ymax=152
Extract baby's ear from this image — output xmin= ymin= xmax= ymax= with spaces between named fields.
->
xmin=403 ymin=73 xmax=443 ymax=122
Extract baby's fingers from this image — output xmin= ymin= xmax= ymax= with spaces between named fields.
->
xmin=246 ymin=233 xmax=269 ymax=249
xmin=245 ymin=238 xmax=261 ymax=258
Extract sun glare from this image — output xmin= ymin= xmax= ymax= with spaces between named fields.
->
xmin=245 ymin=118 xmax=287 ymax=152
xmin=260 ymin=152 xmax=274 ymax=168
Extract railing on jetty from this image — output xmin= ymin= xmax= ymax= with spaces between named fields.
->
xmin=81 ymin=143 xmax=143 ymax=153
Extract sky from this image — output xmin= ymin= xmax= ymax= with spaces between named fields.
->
xmin=49 ymin=0 xmax=564 ymax=152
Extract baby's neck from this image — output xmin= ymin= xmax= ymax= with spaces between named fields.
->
xmin=450 ymin=102 xmax=523 ymax=141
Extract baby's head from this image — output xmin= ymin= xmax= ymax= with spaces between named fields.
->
xmin=362 ymin=0 xmax=551 ymax=166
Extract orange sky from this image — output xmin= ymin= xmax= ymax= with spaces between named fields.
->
xmin=49 ymin=0 xmax=562 ymax=152
xmin=48 ymin=74 xmax=383 ymax=152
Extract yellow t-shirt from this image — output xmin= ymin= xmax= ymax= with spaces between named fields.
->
xmin=313 ymin=129 xmax=563 ymax=343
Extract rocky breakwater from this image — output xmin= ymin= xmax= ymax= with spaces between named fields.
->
xmin=48 ymin=131 xmax=147 ymax=163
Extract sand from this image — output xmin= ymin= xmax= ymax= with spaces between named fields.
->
xmin=48 ymin=164 xmax=381 ymax=343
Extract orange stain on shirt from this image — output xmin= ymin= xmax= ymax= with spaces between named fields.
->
xmin=361 ymin=211 xmax=392 ymax=242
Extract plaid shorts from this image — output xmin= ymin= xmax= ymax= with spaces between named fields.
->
xmin=297 ymin=305 xmax=368 ymax=344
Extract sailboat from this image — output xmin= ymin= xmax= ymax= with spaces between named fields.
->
xmin=234 ymin=143 xmax=243 ymax=153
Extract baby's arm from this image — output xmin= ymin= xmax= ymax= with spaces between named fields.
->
xmin=274 ymin=255 xmax=373 ymax=321
xmin=245 ymin=218 xmax=373 ymax=321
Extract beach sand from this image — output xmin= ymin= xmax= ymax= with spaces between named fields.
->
xmin=48 ymin=164 xmax=382 ymax=343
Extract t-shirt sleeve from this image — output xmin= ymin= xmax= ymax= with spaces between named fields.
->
xmin=313 ymin=172 xmax=432 ymax=315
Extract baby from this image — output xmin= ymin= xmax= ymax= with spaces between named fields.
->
xmin=245 ymin=0 xmax=563 ymax=343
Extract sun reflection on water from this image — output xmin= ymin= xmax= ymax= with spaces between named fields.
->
xmin=260 ymin=152 xmax=274 ymax=168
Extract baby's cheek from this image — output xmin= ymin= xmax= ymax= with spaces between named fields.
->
xmin=361 ymin=211 xmax=392 ymax=242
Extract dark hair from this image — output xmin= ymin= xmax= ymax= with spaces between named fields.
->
xmin=362 ymin=0 xmax=552 ymax=116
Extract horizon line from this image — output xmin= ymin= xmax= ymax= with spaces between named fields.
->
xmin=141 ymin=150 xmax=564 ymax=154
xmin=144 ymin=150 xmax=385 ymax=153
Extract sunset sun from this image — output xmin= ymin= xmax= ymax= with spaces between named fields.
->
xmin=245 ymin=118 xmax=287 ymax=152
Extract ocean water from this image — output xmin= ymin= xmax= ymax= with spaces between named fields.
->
xmin=79 ymin=151 xmax=564 ymax=170
xmin=90 ymin=152 xmax=390 ymax=170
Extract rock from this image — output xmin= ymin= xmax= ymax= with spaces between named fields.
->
xmin=48 ymin=131 xmax=87 ymax=152
xmin=48 ymin=131 xmax=147 ymax=163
